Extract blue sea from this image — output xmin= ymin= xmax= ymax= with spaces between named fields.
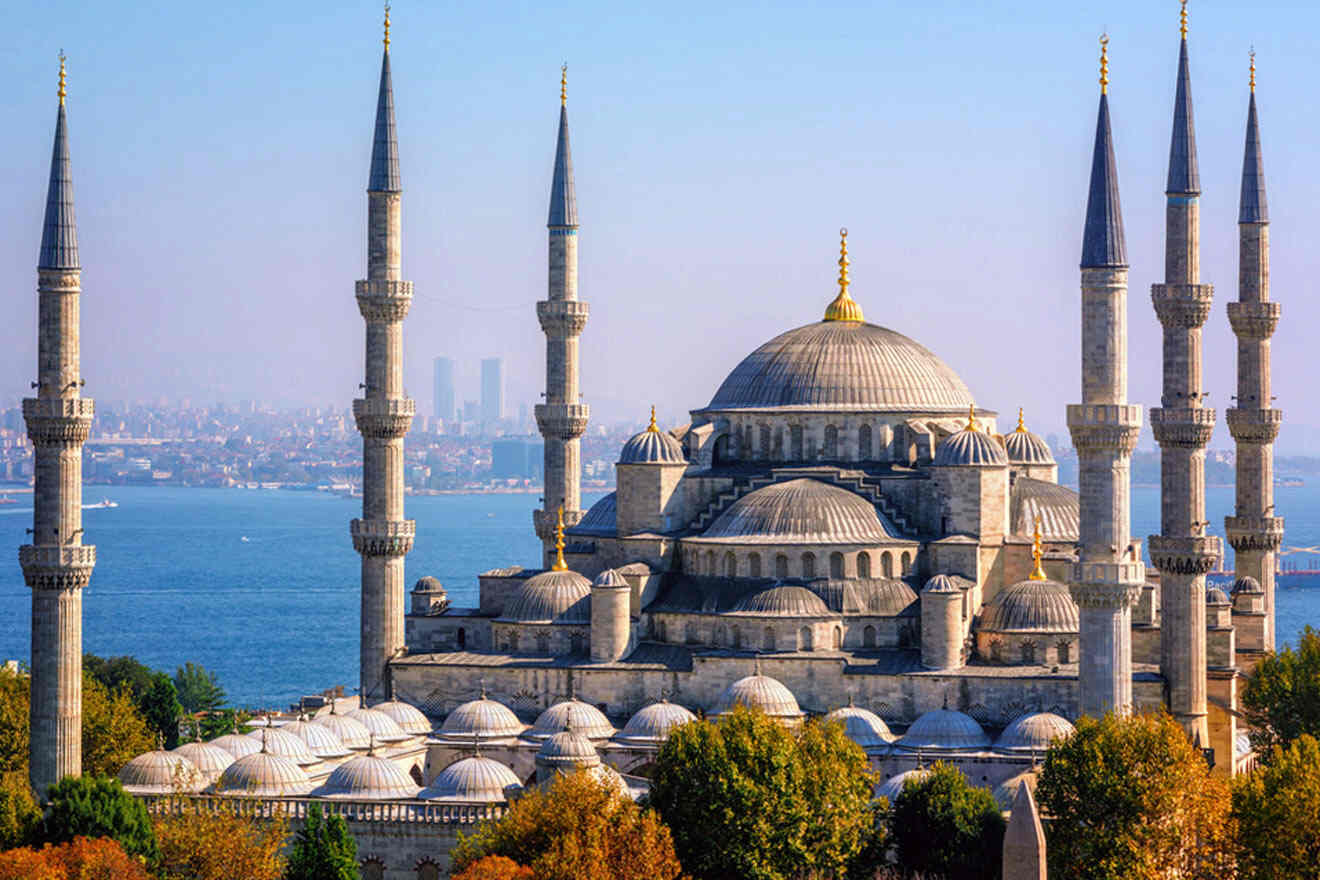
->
xmin=1 ymin=485 xmax=1317 ymax=708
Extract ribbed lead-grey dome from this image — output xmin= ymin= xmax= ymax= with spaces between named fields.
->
xmin=706 ymin=321 xmax=975 ymax=412
xmin=731 ymin=584 xmax=832 ymax=617
xmin=499 ymin=569 xmax=592 ymax=623
xmin=698 ymin=479 xmax=895 ymax=545
xmin=979 ymin=579 xmax=1079 ymax=633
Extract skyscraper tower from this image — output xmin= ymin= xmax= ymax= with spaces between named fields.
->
xmin=352 ymin=7 xmax=414 ymax=704
xmin=1226 ymin=53 xmax=1283 ymax=650
xmin=22 ymin=54 xmax=97 ymax=799
xmin=534 ymin=66 xmax=589 ymax=565
xmin=481 ymin=357 xmax=504 ymax=426
xmin=1067 ymin=36 xmax=1145 ymax=718
xmin=1148 ymin=4 xmax=1219 ymax=744
xmin=433 ymin=356 xmax=455 ymax=425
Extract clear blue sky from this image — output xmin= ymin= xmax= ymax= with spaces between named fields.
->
xmin=3 ymin=1 xmax=1316 ymax=451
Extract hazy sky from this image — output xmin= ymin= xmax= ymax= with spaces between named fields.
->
xmin=3 ymin=1 xmax=1316 ymax=451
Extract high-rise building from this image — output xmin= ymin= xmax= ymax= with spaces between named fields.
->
xmin=481 ymin=357 xmax=503 ymax=425
xmin=433 ymin=357 xmax=455 ymax=425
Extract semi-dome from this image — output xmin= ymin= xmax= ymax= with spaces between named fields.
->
xmin=438 ymin=693 xmax=526 ymax=743
xmin=825 ymin=700 xmax=894 ymax=752
xmin=310 ymin=710 xmax=374 ymax=750
xmin=711 ymin=674 xmax=804 ymax=720
xmin=499 ymin=569 xmax=592 ymax=623
xmin=345 ymin=708 xmax=411 ymax=743
xmin=372 ymin=700 xmax=433 ymax=735
xmin=894 ymin=708 xmax=990 ymax=752
xmin=280 ymin=717 xmax=352 ymax=759
xmin=979 ymin=579 xmax=1079 ymax=633
xmin=314 ymin=753 xmax=420 ymax=800
xmin=171 ymin=741 xmax=236 ymax=785
xmin=731 ymin=584 xmax=832 ymax=617
xmin=812 ymin=579 xmax=919 ymax=616
xmin=209 ymin=731 xmax=263 ymax=759
xmin=993 ymin=770 xmax=1041 ymax=811
xmin=934 ymin=424 xmax=1008 ymax=467
xmin=246 ymin=726 xmax=321 ymax=766
xmin=213 ymin=750 xmax=313 ymax=797
xmin=616 ymin=700 xmax=698 ymax=744
xmin=1004 ymin=414 xmax=1055 ymax=465
xmin=705 ymin=320 xmax=975 ymax=413
xmin=994 ymin=712 xmax=1076 ymax=754
xmin=420 ymin=756 xmax=523 ymax=803
xmin=875 ymin=768 xmax=932 ymax=804
xmin=619 ymin=416 xmax=685 ymax=464
xmin=525 ymin=700 xmax=616 ymax=741
xmin=698 ymin=479 xmax=895 ymax=544
xmin=118 ymin=750 xmax=204 ymax=794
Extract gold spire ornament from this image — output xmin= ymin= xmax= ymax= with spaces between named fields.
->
xmin=1180 ymin=0 xmax=1188 ymax=39
xmin=1029 ymin=515 xmax=1047 ymax=581
xmin=552 ymin=506 xmax=568 ymax=571
xmin=647 ymin=405 xmax=658 ymax=433
xmin=1016 ymin=408 xmax=1027 ymax=433
xmin=965 ymin=405 xmax=979 ymax=432
xmin=561 ymin=63 xmax=567 ymax=107
xmin=823 ymin=228 xmax=864 ymax=322
xmin=58 ymin=50 xmax=66 ymax=105
xmin=1099 ymin=34 xmax=1109 ymax=95
xmin=383 ymin=4 xmax=391 ymax=51
xmin=1250 ymin=48 xmax=1256 ymax=92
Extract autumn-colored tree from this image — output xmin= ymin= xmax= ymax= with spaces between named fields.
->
xmin=1035 ymin=711 xmax=1235 ymax=880
xmin=452 ymin=770 xmax=683 ymax=880
xmin=1241 ymin=625 xmax=1320 ymax=758
xmin=0 ymin=667 xmax=28 ymax=775
xmin=81 ymin=671 xmax=155 ymax=778
xmin=452 ymin=855 xmax=536 ymax=880
xmin=0 ymin=771 xmax=41 ymax=849
xmin=1232 ymin=733 xmax=1320 ymax=880
xmin=41 ymin=775 xmax=160 ymax=865
xmin=0 ymin=835 xmax=153 ymax=880
xmin=890 ymin=761 xmax=1005 ymax=880
xmin=154 ymin=804 xmax=288 ymax=880
xmin=648 ymin=707 xmax=880 ymax=880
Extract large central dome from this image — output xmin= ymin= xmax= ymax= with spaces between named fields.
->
xmin=705 ymin=321 xmax=974 ymax=412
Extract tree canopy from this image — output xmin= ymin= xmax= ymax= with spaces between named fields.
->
xmin=889 ymin=761 xmax=1005 ymax=880
xmin=81 ymin=671 xmax=156 ymax=778
xmin=1241 ymin=625 xmax=1320 ymax=758
xmin=452 ymin=855 xmax=535 ymax=880
xmin=173 ymin=664 xmax=226 ymax=716
xmin=0 ymin=772 xmax=40 ymax=850
xmin=648 ymin=707 xmax=879 ymax=880
xmin=0 ymin=836 xmax=153 ymax=880
xmin=84 ymin=655 xmax=155 ymax=705
xmin=283 ymin=803 xmax=358 ymax=880
xmin=153 ymin=804 xmax=288 ymax=880
xmin=0 ymin=669 xmax=28 ymax=776
xmin=141 ymin=673 xmax=183 ymax=750
xmin=1232 ymin=733 xmax=1320 ymax=880
xmin=40 ymin=775 xmax=159 ymax=865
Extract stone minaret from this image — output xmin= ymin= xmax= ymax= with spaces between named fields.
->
xmin=1226 ymin=53 xmax=1283 ymax=650
xmin=1067 ymin=37 xmax=1145 ymax=718
xmin=1148 ymin=7 xmax=1219 ymax=744
xmin=352 ymin=9 xmax=414 ymax=705
xmin=22 ymin=54 xmax=97 ymax=799
xmin=534 ymin=66 xmax=589 ymax=566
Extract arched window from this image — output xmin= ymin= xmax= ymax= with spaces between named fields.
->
xmin=772 ymin=428 xmax=784 ymax=459
xmin=658 ymin=620 xmax=668 ymax=642
xmin=685 ymin=621 xmax=699 ymax=644
xmin=900 ymin=551 xmax=912 ymax=575
xmin=713 ymin=434 xmax=730 ymax=465
xmin=361 ymin=860 xmax=385 ymax=880
xmin=823 ymin=425 xmax=839 ymax=459
xmin=509 ymin=631 xmax=520 ymax=653
xmin=775 ymin=554 xmax=789 ymax=579
xmin=790 ymin=425 xmax=804 ymax=460
xmin=759 ymin=424 xmax=771 ymax=459
xmin=881 ymin=551 xmax=894 ymax=578
xmin=417 ymin=863 xmax=441 ymax=880
xmin=748 ymin=553 xmax=762 ymax=578
xmin=724 ymin=552 xmax=737 ymax=577
xmin=763 ymin=627 xmax=777 ymax=651
xmin=858 ymin=424 xmax=873 ymax=460
xmin=1021 ymin=641 xmax=1037 ymax=665
xmin=732 ymin=625 xmax=742 ymax=649
xmin=801 ymin=553 xmax=816 ymax=579
xmin=829 ymin=552 xmax=844 ymax=579
xmin=571 ymin=631 xmax=587 ymax=655
xmin=535 ymin=632 xmax=549 ymax=654
xmin=799 ymin=627 xmax=813 ymax=651
xmin=456 ymin=627 xmax=466 ymax=650
xmin=714 ymin=625 xmax=727 ymax=647
xmin=1056 ymin=641 xmax=1071 ymax=664
xmin=706 ymin=550 xmax=716 ymax=576
xmin=857 ymin=552 xmax=871 ymax=578
xmin=863 ymin=625 xmax=876 ymax=648
xmin=832 ymin=627 xmax=842 ymax=650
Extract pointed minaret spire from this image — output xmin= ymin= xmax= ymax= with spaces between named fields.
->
xmin=368 ymin=4 xmax=400 ymax=193
xmin=1080 ymin=36 xmax=1126 ymax=269
xmin=548 ymin=64 xmax=577 ymax=227
xmin=1240 ymin=53 xmax=1268 ymax=223
xmin=40 ymin=51 xmax=78 ymax=271
xmin=1166 ymin=4 xmax=1200 ymax=195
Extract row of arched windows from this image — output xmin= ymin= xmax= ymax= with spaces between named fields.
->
xmin=689 ymin=547 xmax=914 ymax=580
xmin=657 ymin=619 xmax=844 ymax=652
xmin=732 ymin=422 xmax=883 ymax=462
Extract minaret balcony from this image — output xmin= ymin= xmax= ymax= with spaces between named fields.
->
xmin=1225 ymin=515 xmax=1285 ymax=553
xmin=355 ymin=280 xmax=414 ymax=323
xmin=1069 ymin=561 xmax=1145 ymax=609
xmin=1225 ymin=408 xmax=1282 ymax=445
xmin=1148 ymin=535 xmax=1222 ymax=576
xmin=1065 ymin=404 xmax=1142 ymax=454
xmin=536 ymin=300 xmax=589 ymax=337
xmin=353 ymin=398 xmax=415 ymax=439
xmin=22 ymin=398 xmax=94 ymax=446
xmin=350 ymin=519 xmax=415 ymax=557
xmin=533 ymin=507 xmax=584 ymax=542
xmin=1149 ymin=407 xmax=1216 ymax=449
xmin=535 ymin=403 xmax=590 ymax=440
xmin=37 ymin=268 xmax=81 ymax=291
xmin=19 ymin=544 xmax=96 ymax=591
xmin=1151 ymin=284 xmax=1214 ymax=329
xmin=1227 ymin=301 xmax=1281 ymax=340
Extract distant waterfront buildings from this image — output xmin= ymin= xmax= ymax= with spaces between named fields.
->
xmin=492 ymin=436 xmax=545 ymax=480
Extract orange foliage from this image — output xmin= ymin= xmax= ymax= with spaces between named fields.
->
xmin=153 ymin=806 xmax=287 ymax=880
xmin=0 ymin=836 xmax=152 ymax=880
xmin=452 ymin=855 xmax=536 ymax=880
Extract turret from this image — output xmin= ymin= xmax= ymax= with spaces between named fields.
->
xmin=931 ymin=407 xmax=1009 ymax=541
xmin=590 ymin=568 xmax=634 ymax=663
xmin=615 ymin=407 xmax=688 ymax=535
xmin=920 ymin=575 xmax=965 ymax=670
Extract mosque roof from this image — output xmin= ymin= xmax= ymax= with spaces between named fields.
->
xmin=345 ymin=708 xmax=411 ymax=743
xmin=875 ymin=768 xmax=932 ymax=804
xmin=923 ymin=574 xmax=966 ymax=594
xmin=825 ymin=701 xmax=894 ymax=751
xmin=314 ymin=753 xmax=420 ymax=800
xmin=696 ymin=478 xmax=897 ymax=545
xmin=420 ymin=756 xmax=523 ymax=803
xmin=593 ymin=568 xmax=629 ymax=588
xmin=171 ymin=741 xmax=236 ymax=785
xmin=212 ymin=750 xmax=313 ymax=797
xmin=372 ymin=700 xmax=433 ymax=735
xmin=310 ymin=711 xmax=374 ymax=750
xmin=209 ymin=732 xmax=262 ymax=759
xmin=439 ymin=694 xmax=527 ymax=742
xmin=703 ymin=320 xmax=975 ymax=414
xmin=620 ymin=412 xmax=686 ymax=464
xmin=711 ymin=674 xmax=804 ymax=719
xmin=567 ymin=492 xmax=616 ymax=537
xmin=812 ymin=578 xmax=919 ymax=616
xmin=1206 ymin=586 xmax=1231 ymax=606
xmin=894 ymin=708 xmax=990 ymax=752
xmin=979 ymin=579 xmax=1079 ymax=634
xmin=1004 ymin=414 xmax=1055 ymax=465
xmin=995 ymin=712 xmax=1076 ymax=754
xmin=934 ymin=423 xmax=1008 ymax=467
xmin=616 ymin=700 xmax=698 ymax=744
xmin=731 ymin=584 xmax=833 ymax=617
xmin=499 ymin=568 xmax=592 ymax=623
xmin=246 ymin=725 xmax=321 ymax=766
xmin=118 ymin=750 xmax=204 ymax=795
xmin=279 ymin=717 xmax=353 ymax=759
xmin=525 ymin=700 xmax=616 ymax=741
xmin=1010 ymin=478 xmax=1080 ymax=541
xmin=1240 ymin=89 xmax=1268 ymax=223
xmin=1233 ymin=576 xmax=1264 ymax=595
xmin=993 ymin=769 xmax=1041 ymax=812
xmin=537 ymin=728 xmax=600 ymax=766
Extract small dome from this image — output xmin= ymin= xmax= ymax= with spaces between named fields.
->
xmin=812 ymin=579 xmax=919 ymax=616
xmin=732 ymin=584 xmax=832 ymax=617
xmin=537 ymin=728 xmax=600 ymax=768
xmin=979 ymin=579 xmax=1079 ymax=633
xmin=213 ymin=751 xmax=313 ymax=797
xmin=934 ymin=426 xmax=1008 ymax=467
xmin=345 ymin=708 xmax=411 ymax=743
xmin=420 ymin=756 xmax=523 ymax=803
xmin=246 ymin=726 xmax=321 ymax=766
xmin=315 ymin=753 xmax=420 ymax=800
xmin=993 ymin=770 xmax=1041 ymax=812
xmin=995 ymin=712 xmax=1076 ymax=754
xmin=372 ymin=700 xmax=433 ymax=735
xmin=500 ymin=569 xmax=592 ymax=623
xmin=700 ymin=479 xmax=896 ymax=544
xmin=617 ymin=700 xmax=698 ymax=744
xmin=171 ymin=742 xmax=236 ymax=785
xmin=894 ymin=708 xmax=990 ymax=752
xmin=1004 ymin=429 xmax=1055 ymax=465
xmin=118 ymin=750 xmax=204 ymax=795
xmin=923 ymin=574 xmax=964 ymax=594
xmin=1233 ymin=576 xmax=1264 ymax=595
xmin=1206 ymin=586 xmax=1231 ymax=606
xmin=525 ymin=700 xmax=616 ymax=741
xmin=712 ymin=674 xmax=804 ymax=720
xmin=439 ymin=694 xmax=526 ymax=742
xmin=619 ymin=425 xmax=685 ymax=464
xmin=593 ymin=568 xmax=629 ymax=588
xmin=825 ymin=702 xmax=894 ymax=751
xmin=414 ymin=575 xmax=445 ymax=592
xmin=310 ymin=711 xmax=374 ymax=750
xmin=875 ymin=768 xmax=931 ymax=805
xmin=280 ymin=718 xmax=352 ymax=759
xmin=209 ymin=732 xmax=262 ymax=759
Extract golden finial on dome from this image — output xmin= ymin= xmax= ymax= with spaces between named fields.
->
xmin=823 ymin=228 xmax=864 ymax=322
xmin=647 ymin=405 xmax=658 ymax=433
xmin=1250 ymin=48 xmax=1256 ymax=93
xmin=1029 ymin=515 xmax=1047 ymax=581
xmin=965 ymin=405 xmax=979 ymax=432
xmin=561 ymin=62 xmax=567 ymax=107
xmin=383 ymin=4 xmax=391 ymax=51
xmin=552 ymin=506 xmax=568 ymax=571
xmin=1016 ymin=407 xmax=1027 ymax=433
xmin=57 ymin=50 xmax=66 ymax=106
xmin=1099 ymin=34 xmax=1109 ymax=95
xmin=1180 ymin=0 xmax=1188 ymax=39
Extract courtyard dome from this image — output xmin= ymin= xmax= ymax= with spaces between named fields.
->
xmin=213 ymin=750 xmax=313 ymax=797
xmin=500 ymin=569 xmax=592 ymax=624
xmin=345 ymin=708 xmax=411 ymax=743
xmin=711 ymin=674 xmax=804 ymax=720
xmin=876 ymin=768 xmax=931 ymax=804
xmin=310 ymin=710 xmax=374 ymax=750
xmin=825 ymin=700 xmax=894 ymax=751
xmin=894 ymin=708 xmax=990 ymax=752
xmin=934 ymin=422 xmax=1008 ymax=467
xmin=979 ymin=579 xmax=1079 ymax=633
xmin=995 ymin=712 xmax=1076 ymax=754
xmin=700 ymin=479 xmax=894 ymax=544
xmin=420 ymin=756 xmax=523 ymax=803
xmin=537 ymin=727 xmax=600 ymax=767
xmin=171 ymin=741 xmax=236 ymax=785
xmin=118 ymin=750 xmax=204 ymax=795
xmin=438 ymin=693 xmax=526 ymax=743
xmin=704 ymin=321 xmax=975 ymax=413
xmin=246 ymin=725 xmax=321 ymax=766
xmin=732 ymin=584 xmax=832 ymax=617
xmin=616 ymin=700 xmax=698 ymax=745
xmin=314 ymin=753 xmax=420 ymax=800
xmin=280 ymin=717 xmax=352 ymax=759
xmin=1004 ymin=412 xmax=1055 ymax=465
xmin=372 ymin=700 xmax=433 ymax=735
xmin=209 ymin=731 xmax=262 ymax=759
xmin=619 ymin=412 xmax=685 ymax=464
xmin=525 ymin=700 xmax=616 ymax=741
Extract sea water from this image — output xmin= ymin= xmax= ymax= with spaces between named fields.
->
xmin=1 ymin=484 xmax=1317 ymax=707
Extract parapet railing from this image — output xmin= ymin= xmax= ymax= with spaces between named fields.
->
xmin=138 ymin=793 xmax=505 ymax=826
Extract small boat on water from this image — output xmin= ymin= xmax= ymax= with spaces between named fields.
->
xmin=83 ymin=498 xmax=118 ymax=510
xmin=0 ymin=496 xmax=16 ymax=506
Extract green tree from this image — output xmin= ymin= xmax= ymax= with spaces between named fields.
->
xmin=83 ymin=654 xmax=155 ymax=705
xmin=140 ymin=673 xmax=183 ymax=748
xmin=1241 ymin=625 xmax=1320 ymax=758
xmin=0 ymin=771 xmax=41 ymax=850
xmin=648 ymin=706 xmax=879 ymax=880
xmin=1035 ymin=711 xmax=1234 ymax=880
xmin=889 ymin=761 xmax=1005 ymax=880
xmin=40 ymin=775 xmax=159 ymax=865
xmin=1233 ymin=733 xmax=1320 ymax=880
xmin=283 ymin=803 xmax=358 ymax=880
xmin=173 ymin=663 xmax=226 ymax=716
xmin=81 ymin=671 xmax=155 ymax=778
xmin=0 ymin=666 xmax=29 ymax=774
